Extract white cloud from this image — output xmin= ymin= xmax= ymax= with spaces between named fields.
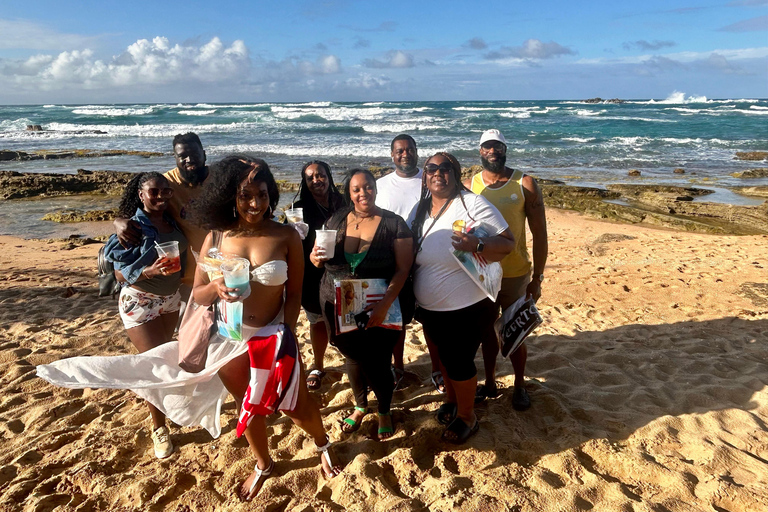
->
xmin=0 ymin=37 xmax=250 ymax=90
xmin=0 ymin=19 xmax=98 ymax=50
xmin=363 ymin=50 xmax=415 ymax=69
xmin=485 ymin=39 xmax=575 ymax=60
xmin=319 ymin=55 xmax=341 ymax=74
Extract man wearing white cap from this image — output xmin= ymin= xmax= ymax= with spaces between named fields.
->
xmin=463 ymin=129 xmax=548 ymax=411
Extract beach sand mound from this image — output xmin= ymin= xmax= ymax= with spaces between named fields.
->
xmin=1 ymin=210 xmax=767 ymax=511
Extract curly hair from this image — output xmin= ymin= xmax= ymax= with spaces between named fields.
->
xmin=291 ymin=160 xmax=344 ymax=213
xmin=342 ymin=168 xmax=378 ymax=206
xmin=172 ymin=132 xmax=203 ymax=149
xmin=117 ymin=172 xmax=168 ymax=218
xmin=190 ymin=155 xmax=279 ymax=231
xmin=410 ymin=152 xmax=473 ymax=241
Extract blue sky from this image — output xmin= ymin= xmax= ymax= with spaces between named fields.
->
xmin=0 ymin=0 xmax=765 ymax=103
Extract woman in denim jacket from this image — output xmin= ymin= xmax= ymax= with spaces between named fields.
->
xmin=103 ymin=171 xmax=188 ymax=459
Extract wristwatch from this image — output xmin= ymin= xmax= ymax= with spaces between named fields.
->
xmin=534 ymin=273 xmax=544 ymax=282
xmin=476 ymin=239 xmax=485 ymax=253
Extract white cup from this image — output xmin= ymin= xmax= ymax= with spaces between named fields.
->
xmin=285 ymin=208 xmax=303 ymax=224
xmin=314 ymin=229 xmax=337 ymax=259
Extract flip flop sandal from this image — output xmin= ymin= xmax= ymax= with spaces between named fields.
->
xmin=430 ymin=371 xmax=446 ymax=394
xmin=377 ymin=411 xmax=394 ymax=440
xmin=392 ymin=366 xmax=405 ymax=390
xmin=341 ymin=406 xmax=368 ymax=433
xmin=474 ymin=383 xmax=499 ymax=404
xmin=241 ymin=458 xmax=274 ymax=501
xmin=436 ymin=402 xmax=458 ymax=425
xmin=316 ymin=438 xmax=341 ymax=479
xmin=441 ymin=417 xmax=480 ymax=445
xmin=306 ymin=369 xmax=326 ymax=391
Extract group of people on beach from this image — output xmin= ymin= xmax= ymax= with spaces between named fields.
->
xmin=37 ymin=129 xmax=548 ymax=500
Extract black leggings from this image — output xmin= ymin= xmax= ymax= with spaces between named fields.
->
xmin=418 ymin=298 xmax=498 ymax=382
xmin=324 ymin=304 xmax=399 ymax=413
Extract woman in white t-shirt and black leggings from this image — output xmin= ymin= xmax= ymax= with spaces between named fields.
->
xmin=407 ymin=152 xmax=515 ymax=444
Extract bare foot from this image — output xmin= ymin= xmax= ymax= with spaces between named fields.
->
xmin=239 ymin=459 xmax=274 ymax=501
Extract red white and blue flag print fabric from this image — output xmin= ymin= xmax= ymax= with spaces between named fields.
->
xmin=236 ymin=323 xmax=300 ymax=437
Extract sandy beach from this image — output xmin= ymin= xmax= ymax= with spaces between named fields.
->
xmin=1 ymin=208 xmax=766 ymax=511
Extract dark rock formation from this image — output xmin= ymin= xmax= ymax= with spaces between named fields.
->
xmin=731 ymin=168 xmax=768 ymax=179
xmin=26 ymin=125 xmax=43 ymax=131
xmin=628 ymin=169 xmax=641 ymax=177
xmin=0 ymin=149 xmax=162 ymax=162
xmin=583 ymin=98 xmax=624 ymax=104
xmin=673 ymin=168 xmax=685 ymax=174
xmin=42 ymin=209 xmax=116 ymax=222
xmin=540 ymin=183 xmax=766 ymax=235
xmin=735 ymin=152 xmax=768 ymax=161
xmin=0 ymin=170 xmax=135 ymax=199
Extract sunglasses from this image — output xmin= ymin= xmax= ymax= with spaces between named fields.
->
xmin=144 ymin=187 xmax=174 ymax=198
xmin=424 ymin=163 xmax=453 ymax=175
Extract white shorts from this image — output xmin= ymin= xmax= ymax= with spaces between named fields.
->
xmin=119 ymin=286 xmax=182 ymax=329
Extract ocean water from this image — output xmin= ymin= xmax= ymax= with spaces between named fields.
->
xmin=0 ymin=94 xmax=766 ymax=237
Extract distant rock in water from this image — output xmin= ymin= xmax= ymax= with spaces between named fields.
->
xmin=673 ymin=168 xmax=685 ymax=174
xmin=628 ymin=169 xmax=641 ymax=177
xmin=42 ymin=209 xmax=116 ymax=222
xmin=0 ymin=149 xmax=162 ymax=161
xmin=731 ymin=168 xmax=768 ymax=179
xmin=583 ymin=98 xmax=625 ymax=104
xmin=26 ymin=125 xmax=43 ymax=131
xmin=0 ymin=170 xmax=134 ymax=199
xmin=735 ymin=151 xmax=768 ymax=161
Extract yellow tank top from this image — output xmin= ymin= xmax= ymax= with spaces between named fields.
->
xmin=470 ymin=170 xmax=531 ymax=278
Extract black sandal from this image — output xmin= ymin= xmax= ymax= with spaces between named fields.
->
xmin=306 ymin=369 xmax=325 ymax=391
xmin=441 ymin=417 xmax=479 ymax=444
xmin=435 ymin=402 xmax=457 ymax=425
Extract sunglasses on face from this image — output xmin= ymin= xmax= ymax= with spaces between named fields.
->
xmin=144 ymin=187 xmax=174 ymax=198
xmin=424 ymin=163 xmax=453 ymax=175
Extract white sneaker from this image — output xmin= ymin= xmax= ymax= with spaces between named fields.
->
xmin=151 ymin=426 xmax=174 ymax=459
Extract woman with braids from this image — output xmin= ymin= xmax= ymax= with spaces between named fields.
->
xmin=291 ymin=161 xmax=345 ymax=391
xmin=310 ymin=169 xmax=413 ymax=440
xmin=190 ymin=156 xmax=341 ymax=500
xmin=106 ymin=171 xmax=188 ymax=459
xmin=406 ymin=152 xmax=514 ymax=444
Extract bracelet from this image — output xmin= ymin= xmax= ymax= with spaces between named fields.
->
xmin=142 ymin=268 xmax=151 ymax=279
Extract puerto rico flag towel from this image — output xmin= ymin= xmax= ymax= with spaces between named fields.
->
xmin=236 ymin=324 xmax=300 ymax=437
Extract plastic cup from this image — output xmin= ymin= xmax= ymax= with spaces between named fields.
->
xmin=220 ymin=257 xmax=250 ymax=297
xmin=314 ymin=229 xmax=337 ymax=259
xmin=285 ymin=207 xmax=304 ymax=224
xmin=155 ymin=241 xmax=181 ymax=274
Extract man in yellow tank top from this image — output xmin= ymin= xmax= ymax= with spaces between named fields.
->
xmin=463 ymin=129 xmax=548 ymax=411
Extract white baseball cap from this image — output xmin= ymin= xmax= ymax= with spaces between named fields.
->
xmin=479 ymin=129 xmax=507 ymax=146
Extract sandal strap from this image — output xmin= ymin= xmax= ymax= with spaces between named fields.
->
xmin=308 ymin=369 xmax=325 ymax=377
xmin=354 ymin=406 xmax=368 ymax=413
xmin=247 ymin=459 xmax=274 ymax=495
xmin=315 ymin=437 xmax=334 ymax=469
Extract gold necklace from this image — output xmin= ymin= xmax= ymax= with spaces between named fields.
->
xmin=352 ymin=210 xmax=375 ymax=230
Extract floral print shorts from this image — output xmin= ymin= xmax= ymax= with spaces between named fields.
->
xmin=119 ymin=286 xmax=182 ymax=329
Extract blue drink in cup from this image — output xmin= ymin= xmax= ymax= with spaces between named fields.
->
xmin=220 ymin=257 xmax=250 ymax=297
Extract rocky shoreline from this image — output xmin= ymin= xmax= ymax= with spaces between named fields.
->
xmin=0 ymin=149 xmax=163 ymax=162
xmin=0 ymin=168 xmax=766 ymax=236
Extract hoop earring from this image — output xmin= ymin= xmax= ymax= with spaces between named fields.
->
xmin=233 ymin=205 xmax=237 ymax=218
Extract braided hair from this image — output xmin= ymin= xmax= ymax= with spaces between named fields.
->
xmin=117 ymin=172 xmax=168 ymax=218
xmin=410 ymin=152 xmax=473 ymax=240
xmin=292 ymin=160 xmax=343 ymax=213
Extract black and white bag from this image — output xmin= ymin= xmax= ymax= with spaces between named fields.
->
xmin=495 ymin=296 xmax=542 ymax=358
xmin=97 ymin=242 xmax=121 ymax=298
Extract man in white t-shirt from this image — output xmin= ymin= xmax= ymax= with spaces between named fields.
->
xmin=376 ymin=134 xmax=424 ymax=220
xmin=376 ymin=134 xmax=442 ymax=392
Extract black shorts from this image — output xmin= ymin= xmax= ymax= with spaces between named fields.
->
xmin=417 ymin=298 xmax=498 ymax=382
